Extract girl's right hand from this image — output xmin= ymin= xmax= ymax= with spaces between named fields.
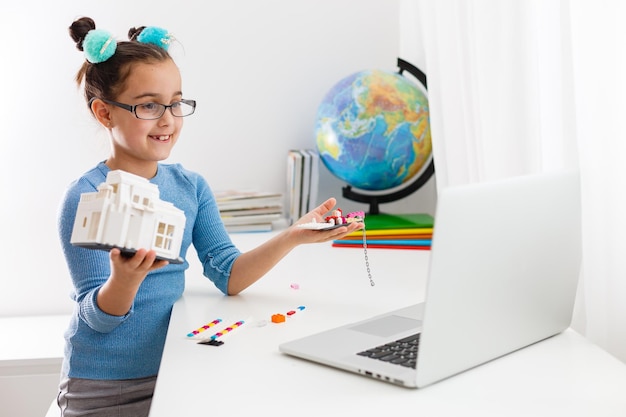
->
xmin=97 ymin=248 xmax=170 ymax=316
xmin=109 ymin=248 xmax=169 ymax=287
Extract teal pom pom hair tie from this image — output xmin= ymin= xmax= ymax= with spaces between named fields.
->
xmin=137 ymin=27 xmax=172 ymax=50
xmin=83 ymin=29 xmax=117 ymax=64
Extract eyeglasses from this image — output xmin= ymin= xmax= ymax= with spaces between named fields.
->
xmin=99 ymin=98 xmax=196 ymax=120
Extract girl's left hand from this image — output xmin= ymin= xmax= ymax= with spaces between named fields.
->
xmin=292 ymin=198 xmax=364 ymax=243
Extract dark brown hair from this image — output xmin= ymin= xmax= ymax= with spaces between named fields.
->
xmin=68 ymin=17 xmax=172 ymax=111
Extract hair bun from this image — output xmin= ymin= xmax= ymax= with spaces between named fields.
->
xmin=69 ymin=17 xmax=96 ymax=52
xmin=83 ymin=29 xmax=117 ymax=63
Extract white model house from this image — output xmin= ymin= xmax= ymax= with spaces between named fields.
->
xmin=70 ymin=170 xmax=186 ymax=264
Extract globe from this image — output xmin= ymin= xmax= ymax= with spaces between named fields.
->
xmin=315 ymin=67 xmax=432 ymax=195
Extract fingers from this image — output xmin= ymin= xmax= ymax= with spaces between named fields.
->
xmin=313 ymin=198 xmax=337 ymax=215
xmin=297 ymin=198 xmax=337 ymax=223
xmin=302 ymin=221 xmax=363 ymax=242
xmin=110 ymin=247 xmax=168 ymax=271
xmin=134 ymin=248 xmax=157 ymax=268
xmin=330 ymin=222 xmax=363 ymax=236
xmin=149 ymin=259 xmax=170 ymax=271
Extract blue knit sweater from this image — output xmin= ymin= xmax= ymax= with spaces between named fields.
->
xmin=57 ymin=162 xmax=241 ymax=380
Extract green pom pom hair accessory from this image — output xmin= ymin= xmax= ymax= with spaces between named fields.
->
xmin=83 ymin=26 xmax=171 ymax=64
xmin=136 ymin=27 xmax=173 ymax=51
xmin=83 ymin=29 xmax=117 ymax=64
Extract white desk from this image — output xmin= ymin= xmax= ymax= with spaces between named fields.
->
xmin=150 ymin=232 xmax=626 ymax=417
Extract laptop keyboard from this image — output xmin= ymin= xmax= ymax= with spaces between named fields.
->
xmin=356 ymin=333 xmax=420 ymax=369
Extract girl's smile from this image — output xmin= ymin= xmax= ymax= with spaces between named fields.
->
xmin=151 ymin=135 xmax=172 ymax=142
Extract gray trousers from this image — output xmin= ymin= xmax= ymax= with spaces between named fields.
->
xmin=54 ymin=376 xmax=157 ymax=417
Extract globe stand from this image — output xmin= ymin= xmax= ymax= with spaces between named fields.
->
xmin=342 ymin=158 xmax=434 ymax=215
xmin=342 ymin=58 xmax=434 ymax=215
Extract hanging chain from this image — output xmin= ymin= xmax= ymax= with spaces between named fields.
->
xmin=362 ymin=226 xmax=374 ymax=286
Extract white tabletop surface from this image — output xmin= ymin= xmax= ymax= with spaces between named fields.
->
xmin=0 ymin=314 xmax=68 ymax=375
xmin=149 ymin=231 xmax=626 ymax=417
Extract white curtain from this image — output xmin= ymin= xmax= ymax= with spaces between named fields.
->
xmin=404 ymin=0 xmax=626 ymax=362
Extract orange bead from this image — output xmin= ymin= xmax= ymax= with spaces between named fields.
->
xmin=271 ymin=314 xmax=286 ymax=323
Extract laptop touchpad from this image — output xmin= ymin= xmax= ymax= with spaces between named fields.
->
xmin=350 ymin=315 xmax=421 ymax=338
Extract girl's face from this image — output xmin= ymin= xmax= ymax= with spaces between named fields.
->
xmin=105 ymin=59 xmax=184 ymax=178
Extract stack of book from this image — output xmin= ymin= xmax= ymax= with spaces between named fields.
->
xmin=215 ymin=190 xmax=284 ymax=233
xmin=287 ymin=149 xmax=320 ymax=225
xmin=332 ymin=213 xmax=434 ymax=250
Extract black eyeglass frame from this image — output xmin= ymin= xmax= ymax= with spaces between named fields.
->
xmin=95 ymin=98 xmax=197 ymax=120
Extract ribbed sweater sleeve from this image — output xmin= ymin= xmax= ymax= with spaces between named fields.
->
xmin=194 ymin=182 xmax=240 ymax=294
xmin=159 ymin=165 xmax=241 ymax=294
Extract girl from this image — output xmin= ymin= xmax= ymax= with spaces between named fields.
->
xmin=57 ymin=17 xmax=362 ymax=417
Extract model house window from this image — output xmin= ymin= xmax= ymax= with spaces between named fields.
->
xmin=155 ymin=222 xmax=175 ymax=250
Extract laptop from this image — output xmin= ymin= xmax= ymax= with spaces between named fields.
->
xmin=279 ymin=170 xmax=582 ymax=388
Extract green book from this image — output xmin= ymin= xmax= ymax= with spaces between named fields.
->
xmin=364 ymin=213 xmax=434 ymax=230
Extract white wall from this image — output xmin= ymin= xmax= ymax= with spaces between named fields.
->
xmin=0 ymin=0 xmax=435 ymax=316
